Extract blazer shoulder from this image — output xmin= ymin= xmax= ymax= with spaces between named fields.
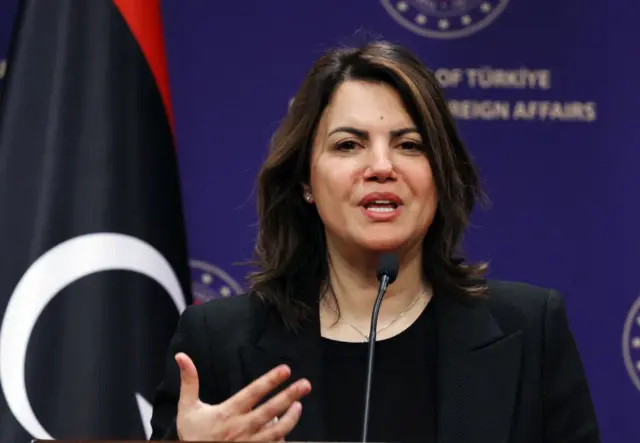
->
xmin=485 ymin=279 xmax=564 ymax=334
xmin=181 ymin=291 xmax=269 ymax=348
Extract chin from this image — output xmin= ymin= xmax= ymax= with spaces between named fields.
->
xmin=350 ymin=224 xmax=424 ymax=254
xmin=358 ymin=235 xmax=408 ymax=253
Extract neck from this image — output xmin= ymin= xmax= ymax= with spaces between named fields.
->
xmin=323 ymin=239 xmax=427 ymax=325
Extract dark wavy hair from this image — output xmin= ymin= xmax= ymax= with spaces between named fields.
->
xmin=247 ymin=40 xmax=489 ymax=331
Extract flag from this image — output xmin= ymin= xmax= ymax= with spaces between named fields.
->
xmin=0 ymin=1 xmax=192 ymax=441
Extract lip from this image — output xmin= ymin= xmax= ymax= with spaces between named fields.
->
xmin=359 ymin=192 xmax=403 ymax=222
xmin=360 ymin=205 xmax=402 ymax=221
xmin=358 ymin=192 xmax=403 ymax=206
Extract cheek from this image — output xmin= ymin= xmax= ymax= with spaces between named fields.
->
xmin=405 ymin=162 xmax=438 ymax=219
xmin=310 ymin=158 xmax=355 ymax=203
xmin=406 ymin=160 xmax=436 ymax=197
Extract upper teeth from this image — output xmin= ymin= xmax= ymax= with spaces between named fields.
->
xmin=372 ymin=200 xmax=392 ymax=204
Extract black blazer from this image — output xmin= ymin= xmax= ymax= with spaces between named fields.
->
xmin=149 ymin=280 xmax=601 ymax=443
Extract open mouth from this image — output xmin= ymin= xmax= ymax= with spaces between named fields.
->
xmin=363 ymin=200 xmax=399 ymax=213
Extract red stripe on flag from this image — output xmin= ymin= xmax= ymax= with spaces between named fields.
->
xmin=113 ymin=0 xmax=175 ymax=137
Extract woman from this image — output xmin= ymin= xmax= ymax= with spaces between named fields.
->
xmin=149 ymin=41 xmax=600 ymax=442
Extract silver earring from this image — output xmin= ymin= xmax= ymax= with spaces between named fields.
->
xmin=304 ymin=191 xmax=313 ymax=202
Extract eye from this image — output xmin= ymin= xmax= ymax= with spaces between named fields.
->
xmin=335 ymin=140 xmax=360 ymax=151
xmin=399 ymin=141 xmax=422 ymax=151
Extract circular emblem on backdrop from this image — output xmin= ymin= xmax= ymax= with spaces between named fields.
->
xmin=380 ymin=0 xmax=510 ymax=40
xmin=190 ymin=259 xmax=244 ymax=303
xmin=622 ymin=296 xmax=640 ymax=392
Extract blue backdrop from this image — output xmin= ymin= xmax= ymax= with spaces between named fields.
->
xmin=159 ymin=1 xmax=640 ymax=441
xmin=0 ymin=1 xmax=637 ymax=441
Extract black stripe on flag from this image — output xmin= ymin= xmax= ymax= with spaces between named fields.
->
xmin=0 ymin=0 xmax=192 ymax=441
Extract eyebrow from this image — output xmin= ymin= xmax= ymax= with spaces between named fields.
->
xmin=327 ymin=126 xmax=420 ymax=140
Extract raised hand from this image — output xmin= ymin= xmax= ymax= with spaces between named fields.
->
xmin=174 ymin=352 xmax=311 ymax=441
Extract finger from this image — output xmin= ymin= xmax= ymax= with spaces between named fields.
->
xmin=221 ymin=364 xmax=292 ymax=412
xmin=245 ymin=378 xmax=311 ymax=432
xmin=251 ymin=418 xmax=284 ymax=443
xmin=260 ymin=418 xmax=286 ymax=442
xmin=175 ymin=352 xmax=199 ymax=408
xmin=258 ymin=415 xmax=278 ymax=431
xmin=250 ymin=401 xmax=302 ymax=442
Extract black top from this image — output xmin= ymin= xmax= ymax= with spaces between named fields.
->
xmin=149 ymin=280 xmax=602 ymax=443
xmin=322 ymin=302 xmax=437 ymax=443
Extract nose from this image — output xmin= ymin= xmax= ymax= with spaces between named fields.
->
xmin=364 ymin=143 xmax=396 ymax=182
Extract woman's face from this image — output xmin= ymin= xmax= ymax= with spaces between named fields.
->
xmin=307 ymin=80 xmax=438 ymax=254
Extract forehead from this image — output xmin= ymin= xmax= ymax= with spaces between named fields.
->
xmin=320 ymin=80 xmax=415 ymax=131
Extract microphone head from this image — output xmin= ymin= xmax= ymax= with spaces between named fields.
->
xmin=376 ymin=253 xmax=399 ymax=284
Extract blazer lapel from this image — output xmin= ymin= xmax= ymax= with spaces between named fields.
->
xmin=238 ymin=303 xmax=326 ymax=442
xmin=434 ymin=292 xmax=523 ymax=443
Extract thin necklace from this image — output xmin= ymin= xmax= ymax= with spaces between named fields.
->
xmin=324 ymin=290 xmax=424 ymax=341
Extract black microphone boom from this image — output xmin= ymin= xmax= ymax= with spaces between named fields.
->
xmin=361 ymin=252 xmax=399 ymax=443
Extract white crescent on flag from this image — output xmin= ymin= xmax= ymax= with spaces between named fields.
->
xmin=0 ymin=232 xmax=186 ymax=439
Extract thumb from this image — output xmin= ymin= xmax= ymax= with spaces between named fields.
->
xmin=175 ymin=352 xmax=200 ymax=408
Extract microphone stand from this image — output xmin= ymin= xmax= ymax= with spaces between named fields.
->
xmin=361 ymin=273 xmax=391 ymax=443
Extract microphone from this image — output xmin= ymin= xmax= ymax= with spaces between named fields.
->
xmin=361 ymin=252 xmax=399 ymax=443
